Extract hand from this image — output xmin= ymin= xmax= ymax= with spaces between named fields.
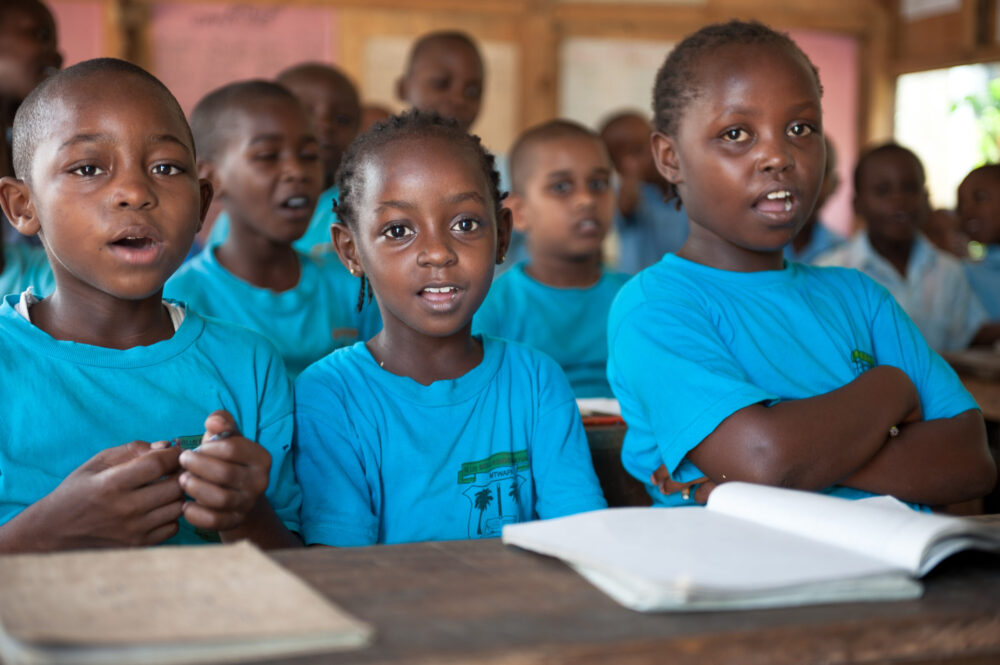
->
xmin=178 ymin=410 xmax=271 ymax=534
xmin=25 ymin=441 xmax=184 ymax=550
xmin=650 ymin=464 xmax=718 ymax=504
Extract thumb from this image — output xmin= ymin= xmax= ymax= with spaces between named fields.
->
xmin=82 ymin=440 xmax=153 ymax=473
xmin=203 ymin=409 xmax=241 ymax=442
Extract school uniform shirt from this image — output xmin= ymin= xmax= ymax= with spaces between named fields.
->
xmin=205 ymin=186 xmax=339 ymax=253
xmin=0 ymin=243 xmax=54 ymax=298
xmin=0 ymin=295 xmax=301 ymax=543
xmin=816 ymin=233 xmax=987 ymax=352
xmin=294 ymin=336 xmax=608 ymax=546
xmin=473 ymin=262 xmax=630 ymax=398
xmin=964 ymin=244 xmax=1000 ymax=320
xmin=615 ymin=182 xmax=690 ymax=275
xmin=164 ymin=246 xmax=379 ymax=379
xmin=607 ymin=254 xmax=977 ymax=507
xmin=783 ymin=220 xmax=844 ymax=265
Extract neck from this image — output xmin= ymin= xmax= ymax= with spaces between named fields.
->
xmin=215 ymin=225 xmax=301 ymax=291
xmin=867 ymin=232 xmax=913 ymax=278
xmin=367 ymin=325 xmax=482 ymax=386
xmin=524 ymin=252 xmax=603 ymax=288
xmin=678 ymin=232 xmax=785 ymax=273
xmin=30 ymin=287 xmax=174 ymax=349
xmin=791 ymin=219 xmax=817 ymax=253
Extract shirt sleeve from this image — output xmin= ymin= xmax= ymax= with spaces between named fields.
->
xmin=293 ymin=369 xmax=379 ymax=546
xmin=947 ymin=264 xmax=989 ymax=352
xmin=529 ymin=353 xmax=608 ymax=518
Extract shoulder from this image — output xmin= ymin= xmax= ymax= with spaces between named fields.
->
xmin=188 ymin=309 xmax=281 ymax=358
xmin=609 ymin=255 xmax=704 ymax=327
xmin=295 ymin=341 xmax=370 ymax=394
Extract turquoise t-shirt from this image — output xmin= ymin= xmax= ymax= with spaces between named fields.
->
xmin=0 ymin=296 xmax=301 ymax=544
xmin=964 ymin=244 xmax=1000 ymax=320
xmin=206 ymin=186 xmax=339 ymax=253
xmin=607 ymin=254 xmax=978 ymax=507
xmin=0 ymin=244 xmax=54 ymax=298
xmin=294 ymin=336 xmax=607 ymax=546
xmin=164 ymin=246 xmax=380 ymax=379
xmin=474 ymin=263 xmax=630 ymax=398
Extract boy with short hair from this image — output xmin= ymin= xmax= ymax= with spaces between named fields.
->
xmin=397 ymin=30 xmax=484 ymax=133
xmin=206 ymin=62 xmax=361 ymax=253
xmin=958 ymin=164 xmax=1000 ymax=319
xmin=817 ymin=143 xmax=998 ymax=352
xmin=474 ymin=119 xmax=628 ymax=398
xmin=166 ymin=80 xmax=376 ymax=379
xmin=0 ymin=58 xmax=301 ymax=552
xmin=599 ymin=110 xmax=689 ymax=274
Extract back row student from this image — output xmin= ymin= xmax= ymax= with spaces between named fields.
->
xmin=164 ymin=80 xmax=376 ymax=378
xmin=0 ymin=58 xmax=301 ymax=552
xmin=958 ymin=163 xmax=1000 ymax=320
xmin=474 ymin=119 xmax=629 ymax=398
xmin=608 ymin=20 xmax=995 ymax=508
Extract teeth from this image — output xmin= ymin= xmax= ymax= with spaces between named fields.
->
xmin=766 ymin=191 xmax=791 ymax=200
xmin=424 ymin=287 xmax=455 ymax=294
xmin=285 ymin=197 xmax=308 ymax=208
xmin=784 ymin=199 xmax=792 ymax=212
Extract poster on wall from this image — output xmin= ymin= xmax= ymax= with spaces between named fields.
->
xmin=149 ymin=3 xmax=337 ymax=114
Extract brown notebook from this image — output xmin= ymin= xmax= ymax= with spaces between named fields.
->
xmin=0 ymin=541 xmax=372 ymax=664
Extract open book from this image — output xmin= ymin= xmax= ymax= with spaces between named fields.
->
xmin=0 ymin=541 xmax=372 ymax=665
xmin=502 ymin=482 xmax=1000 ymax=612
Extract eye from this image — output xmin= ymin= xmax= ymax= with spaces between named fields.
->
xmin=788 ymin=123 xmax=815 ymax=138
xmin=300 ymin=148 xmax=320 ymax=162
xmin=151 ymin=163 xmax=184 ymax=176
xmin=721 ymin=128 xmax=748 ymax=142
xmin=70 ymin=164 xmax=104 ymax=177
xmin=382 ymin=223 xmax=413 ymax=240
xmin=252 ymin=152 xmax=279 ymax=162
xmin=589 ymin=177 xmax=610 ymax=193
xmin=464 ymin=85 xmax=482 ymax=101
xmin=548 ymin=180 xmax=573 ymax=196
xmin=452 ymin=216 xmax=481 ymax=233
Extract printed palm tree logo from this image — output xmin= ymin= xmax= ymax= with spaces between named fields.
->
xmin=508 ymin=482 xmax=519 ymax=508
xmin=474 ymin=488 xmax=494 ymax=535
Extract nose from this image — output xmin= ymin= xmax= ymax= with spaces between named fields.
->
xmin=113 ymin=170 xmax=155 ymax=210
xmin=417 ymin=226 xmax=458 ymax=267
xmin=281 ymin=153 xmax=312 ymax=182
xmin=756 ymin=135 xmax=794 ymax=174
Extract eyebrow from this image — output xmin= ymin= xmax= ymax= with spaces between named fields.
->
xmin=58 ymin=133 xmax=192 ymax=152
xmin=546 ymin=167 xmax=612 ymax=179
xmin=376 ymin=191 xmax=486 ymax=212
xmin=717 ymin=100 xmax=820 ymax=118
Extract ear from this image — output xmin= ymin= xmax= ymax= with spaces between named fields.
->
xmin=0 ymin=177 xmax=41 ymax=237
xmin=504 ymin=193 xmax=530 ymax=234
xmin=197 ymin=160 xmax=222 ymax=197
xmin=495 ymin=206 xmax=513 ymax=265
xmin=196 ymin=178 xmax=215 ymax=233
xmin=651 ymin=131 xmax=682 ymax=185
xmin=331 ymin=223 xmax=363 ymax=276
xmin=395 ymin=75 xmax=409 ymax=104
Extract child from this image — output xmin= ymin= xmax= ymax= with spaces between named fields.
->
xmin=397 ymin=31 xmax=484 ymax=133
xmin=608 ymin=21 xmax=996 ymax=509
xmin=818 ymin=144 xmax=998 ymax=352
xmin=205 ymin=63 xmax=361 ymax=253
xmin=165 ymin=80 xmax=376 ymax=379
xmin=783 ymin=136 xmax=844 ymax=264
xmin=294 ymin=111 xmax=607 ymax=546
xmin=474 ymin=119 xmax=628 ymax=398
xmin=958 ymin=164 xmax=1000 ymax=319
xmin=599 ymin=111 xmax=689 ymax=274
xmin=0 ymin=59 xmax=301 ymax=551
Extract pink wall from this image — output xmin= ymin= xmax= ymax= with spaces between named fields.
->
xmin=789 ymin=30 xmax=860 ymax=236
xmin=48 ymin=1 xmax=105 ymax=67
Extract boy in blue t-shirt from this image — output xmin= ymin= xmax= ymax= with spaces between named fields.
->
xmin=958 ymin=164 xmax=1000 ymax=319
xmin=166 ymin=80 xmax=377 ymax=378
xmin=0 ymin=59 xmax=301 ymax=552
xmin=474 ymin=119 xmax=629 ymax=398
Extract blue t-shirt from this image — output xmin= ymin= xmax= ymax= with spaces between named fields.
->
xmin=294 ymin=336 xmax=607 ymax=546
xmin=0 ymin=296 xmax=302 ymax=543
xmin=964 ymin=244 xmax=1000 ymax=320
xmin=473 ymin=263 xmax=630 ymax=398
xmin=206 ymin=186 xmax=339 ymax=253
xmin=615 ymin=183 xmax=689 ymax=275
xmin=607 ymin=254 xmax=978 ymax=506
xmin=164 ymin=246 xmax=380 ymax=379
xmin=0 ymin=244 xmax=54 ymax=298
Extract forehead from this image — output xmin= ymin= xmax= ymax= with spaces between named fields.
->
xmin=363 ymin=134 xmax=488 ymax=197
xmin=527 ymin=135 xmax=608 ymax=173
xmin=859 ymin=150 xmax=922 ymax=185
xmin=0 ymin=3 xmax=54 ymax=32
xmin=283 ymin=72 xmax=358 ymax=104
xmin=961 ymin=169 xmax=1000 ymax=192
xmin=227 ymin=96 xmax=312 ymax=137
xmin=411 ymin=39 xmax=483 ymax=75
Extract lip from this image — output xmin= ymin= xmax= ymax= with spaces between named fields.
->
xmin=573 ymin=218 xmax=604 ymax=237
xmin=417 ymin=282 xmax=465 ymax=312
xmin=275 ymin=191 xmax=314 ymax=221
xmin=105 ymin=224 xmax=165 ymax=266
xmin=751 ymin=186 xmax=800 ymax=224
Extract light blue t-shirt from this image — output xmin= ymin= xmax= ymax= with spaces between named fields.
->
xmin=294 ymin=336 xmax=607 ymax=546
xmin=783 ymin=221 xmax=844 ymax=265
xmin=964 ymin=244 xmax=1000 ymax=320
xmin=615 ymin=183 xmax=689 ymax=275
xmin=164 ymin=246 xmax=380 ymax=379
xmin=0 ymin=296 xmax=302 ymax=544
xmin=0 ymin=244 xmax=54 ymax=298
xmin=206 ymin=186 xmax=339 ymax=253
xmin=474 ymin=263 xmax=630 ymax=398
xmin=607 ymin=254 xmax=978 ymax=507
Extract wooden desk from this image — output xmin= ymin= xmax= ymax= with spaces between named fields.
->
xmin=584 ymin=423 xmax=650 ymax=507
xmin=266 ymin=530 xmax=1000 ymax=665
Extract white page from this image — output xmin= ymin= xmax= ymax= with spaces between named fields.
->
xmin=577 ymin=398 xmax=621 ymax=416
xmin=706 ymin=483 xmax=966 ymax=573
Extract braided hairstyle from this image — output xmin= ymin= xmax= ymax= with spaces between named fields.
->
xmin=333 ymin=109 xmax=505 ymax=311
xmin=651 ymin=20 xmax=823 ymax=205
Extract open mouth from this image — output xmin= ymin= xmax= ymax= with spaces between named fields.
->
xmin=280 ymin=196 xmax=311 ymax=211
xmin=755 ymin=190 xmax=795 ymax=214
xmin=112 ymin=236 xmax=156 ymax=249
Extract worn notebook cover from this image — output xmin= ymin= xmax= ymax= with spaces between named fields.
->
xmin=0 ymin=541 xmax=372 ymax=665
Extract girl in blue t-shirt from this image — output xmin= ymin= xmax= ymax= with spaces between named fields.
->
xmin=293 ymin=111 xmax=606 ymax=546
xmin=607 ymin=20 xmax=995 ymax=509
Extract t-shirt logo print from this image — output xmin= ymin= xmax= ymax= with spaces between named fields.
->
xmin=458 ymin=451 xmax=529 ymax=538
xmin=850 ymin=349 xmax=876 ymax=375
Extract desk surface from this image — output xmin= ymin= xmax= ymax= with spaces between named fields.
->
xmin=266 ymin=522 xmax=1000 ymax=665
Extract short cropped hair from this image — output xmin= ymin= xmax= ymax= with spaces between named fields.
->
xmin=189 ymin=79 xmax=302 ymax=163
xmin=276 ymin=62 xmax=359 ymax=105
xmin=508 ymin=119 xmax=603 ymax=195
xmin=12 ymin=58 xmax=188 ymax=181
xmin=404 ymin=30 xmax=482 ymax=74
xmin=853 ymin=143 xmax=925 ymax=193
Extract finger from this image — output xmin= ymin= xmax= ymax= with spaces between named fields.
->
xmin=694 ymin=481 xmax=718 ymax=504
xmin=105 ymin=446 xmax=183 ymax=490
xmin=185 ymin=437 xmax=270 ymax=468
xmin=180 ymin=472 xmax=255 ymax=512
xmin=150 ymin=440 xmax=172 ymax=451
xmin=203 ymin=410 xmax=241 ymax=442
xmin=180 ymin=446 xmax=268 ymax=490
xmin=142 ymin=520 xmax=181 ymax=546
xmin=82 ymin=440 xmax=154 ymax=473
xmin=131 ymin=473 xmax=186 ymax=507
xmin=182 ymin=501 xmax=243 ymax=533
xmin=136 ymin=499 xmax=184 ymax=534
